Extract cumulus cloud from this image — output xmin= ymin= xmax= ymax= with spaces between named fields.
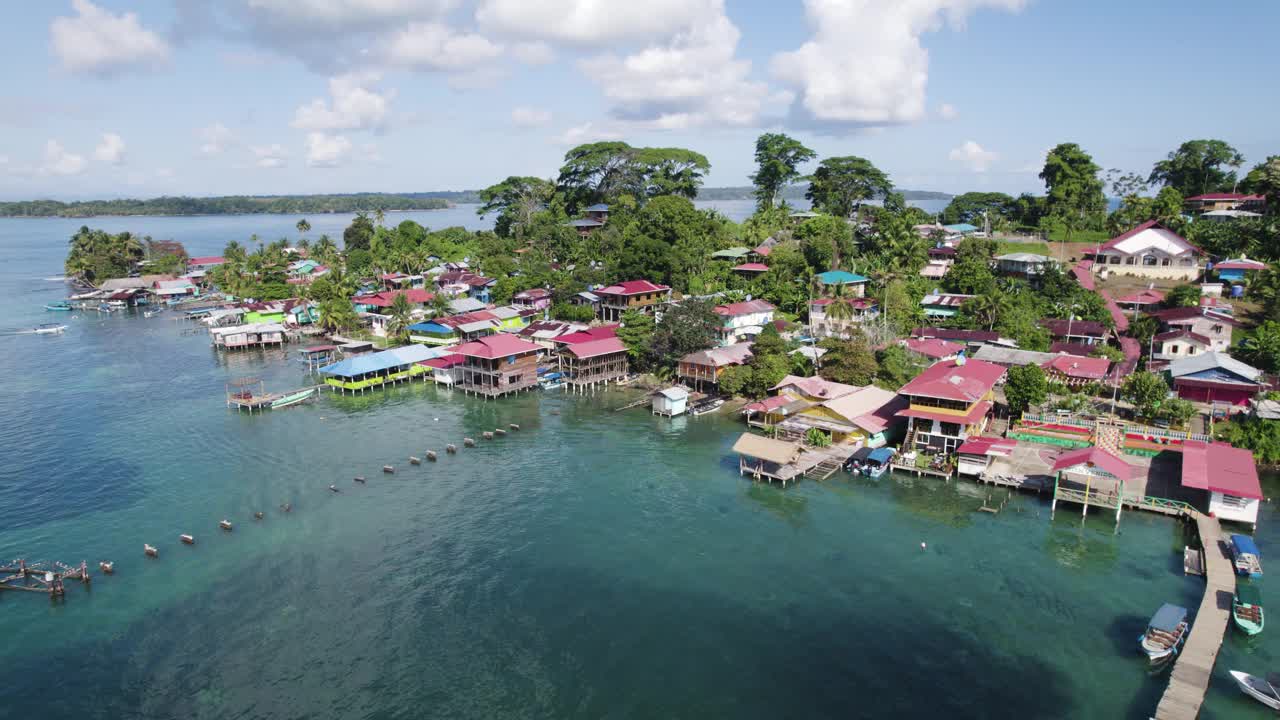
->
xmin=40 ymin=140 xmax=87 ymax=176
xmin=382 ymin=22 xmax=503 ymax=71
xmin=511 ymin=41 xmax=555 ymax=65
xmin=251 ymin=143 xmax=288 ymax=168
xmin=772 ymin=0 xmax=1024 ymax=129
xmin=551 ymin=122 xmax=621 ymax=146
xmin=939 ymin=103 xmax=958 ymax=120
xmin=477 ymin=0 xmax=722 ymax=46
xmin=50 ymin=0 xmax=169 ymax=75
xmin=94 ymin=133 xmax=126 ymax=164
xmin=305 ymin=132 xmax=353 ymax=167
xmin=292 ymin=73 xmax=394 ymax=132
xmin=511 ymin=106 xmax=552 ymax=128
xmin=949 ymin=140 xmax=997 ymax=172
xmin=198 ymin=123 xmax=236 ymax=155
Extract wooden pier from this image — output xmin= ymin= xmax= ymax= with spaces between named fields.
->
xmin=1153 ymin=513 xmax=1234 ymax=720
xmin=226 ymin=377 xmax=319 ymax=412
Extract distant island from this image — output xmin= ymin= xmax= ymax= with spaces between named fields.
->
xmin=0 ymin=186 xmax=951 ymax=218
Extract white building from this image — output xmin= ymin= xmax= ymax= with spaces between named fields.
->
xmin=1181 ymin=440 xmax=1262 ymax=526
xmin=713 ymin=299 xmax=775 ymax=346
xmin=1089 ymin=220 xmax=1202 ymax=280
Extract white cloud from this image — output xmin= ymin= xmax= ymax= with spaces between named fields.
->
xmin=382 ymin=22 xmax=503 ymax=71
xmin=50 ymin=0 xmax=169 ymax=75
xmin=40 ymin=141 xmax=87 ymax=176
xmin=579 ymin=4 xmax=781 ymax=129
xmin=511 ymin=106 xmax=552 ymax=128
xmin=939 ymin=103 xmax=958 ymax=120
xmin=772 ymin=0 xmax=1024 ymax=129
xmin=292 ymin=73 xmax=394 ymax=131
xmin=251 ymin=143 xmax=288 ymax=168
xmin=948 ymin=140 xmax=997 ymax=172
xmin=511 ymin=41 xmax=555 ymax=65
xmin=305 ymin=132 xmax=353 ymax=167
xmin=244 ymin=0 xmax=457 ymax=28
xmin=551 ymin=122 xmax=621 ymax=146
xmin=477 ymin=0 xmax=721 ymax=46
xmin=155 ymin=167 xmax=175 ymax=179
xmin=94 ymin=133 xmax=126 ymax=164
xmin=198 ymin=123 xmax=236 ymax=155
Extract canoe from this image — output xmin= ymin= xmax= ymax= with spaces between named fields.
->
xmin=1139 ymin=603 xmax=1189 ymax=660
xmin=1231 ymin=534 xmax=1264 ymax=579
xmin=1234 ymin=583 xmax=1265 ymax=636
xmin=44 ymin=302 xmax=72 ymax=311
xmin=1230 ymin=670 xmax=1280 ymax=710
xmin=271 ymin=388 xmax=315 ymax=409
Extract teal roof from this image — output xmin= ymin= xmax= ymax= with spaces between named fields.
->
xmin=816 ymin=270 xmax=869 ymax=285
xmin=943 ymin=223 xmax=978 ymax=233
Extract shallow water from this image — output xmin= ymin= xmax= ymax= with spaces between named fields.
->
xmin=0 ymin=213 xmax=1276 ymax=719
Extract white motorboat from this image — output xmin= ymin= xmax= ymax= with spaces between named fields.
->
xmin=34 ymin=323 xmax=66 ymax=335
xmin=1139 ymin=603 xmax=1189 ymax=661
xmin=1230 ymin=670 xmax=1280 ymax=710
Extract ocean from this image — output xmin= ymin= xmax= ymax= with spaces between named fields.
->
xmin=0 ymin=206 xmax=1274 ymax=719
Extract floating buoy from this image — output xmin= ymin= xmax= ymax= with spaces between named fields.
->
xmin=329 ymin=484 xmax=340 ymax=493
xmin=254 ymin=511 xmax=264 ymax=520
xmin=354 ymin=476 xmax=366 ymax=484
xmin=495 ymin=428 xmax=506 ymax=436
xmin=920 ymin=542 xmax=927 ymax=551
xmin=180 ymin=534 xmax=195 ymax=545
xmin=446 ymin=444 xmax=457 ymax=454
xmin=509 ymin=423 xmax=520 ymax=431
xmin=144 ymin=544 xmax=158 ymax=558
xmin=426 ymin=451 xmax=437 ymax=461
xmin=383 ymin=465 xmax=395 ymax=474
xmin=482 ymin=431 xmax=494 ymax=440
xmin=281 ymin=503 xmax=292 ymax=513
xmin=219 ymin=519 xmax=233 ymax=532
xmin=99 ymin=561 xmax=114 ymax=574
xmin=409 ymin=456 xmax=422 ymax=465
xmin=464 ymin=438 xmax=476 ymax=447
xmin=434 ymin=417 xmax=439 ymax=422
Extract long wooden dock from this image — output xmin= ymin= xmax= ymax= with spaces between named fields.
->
xmin=1153 ymin=513 xmax=1234 ymax=720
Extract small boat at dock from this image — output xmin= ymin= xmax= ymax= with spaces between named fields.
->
xmin=44 ymin=301 xmax=73 ymax=311
xmin=538 ymin=371 xmax=564 ymax=390
xmin=270 ymin=387 xmax=316 ymax=409
xmin=862 ymin=447 xmax=897 ymax=479
xmin=690 ymin=397 xmax=725 ymax=416
xmin=1234 ymin=583 xmax=1265 ymax=636
xmin=1139 ymin=603 xmax=1189 ymax=661
xmin=1231 ymin=534 xmax=1264 ymax=578
xmin=1230 ymin=670 xmax=1280 ymax=710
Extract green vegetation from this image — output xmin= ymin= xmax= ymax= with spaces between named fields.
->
xmin=1005 ymin=365 xmax=1049 ymax=415
xmin=1121 ymin=372 xmax=1171 ymax=420
xmin=63 ymin=226 xmax=188 ymax=284
xmin=1217 ymin=415 xmax=1280 ymax=464
xmin=7 ymin=194 xmax=450 ymax=218
xmin=1148 ymin=139 xmax=1245 ymax=197
xmin=751 ymin=133 xmax=817 ymax=211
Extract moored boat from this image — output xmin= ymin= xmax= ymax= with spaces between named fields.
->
xmin=863 ymin=447 xmax=896 ymax=479
xmin=1231 ymin=534 xmax=1264 ymax=579
xmin=1139 ymin=603 xmax=1189 ymax=661
xmin=690 ymin=397 xmax=725 ymax=416
xmin=538 ymin=371 xmax=564 ymax=390
xmin=1230 ymin=670 xmax=1280 ymax=710
xmin=1234 ymin=583 xmax=1265 ymax=636
xmin=44 ymin=301 xmax=72 ymax=311
xmin=271 ymin=388 xmax=316 ymax=409
xmin=845 ymin=446 xmax=873 ymax=474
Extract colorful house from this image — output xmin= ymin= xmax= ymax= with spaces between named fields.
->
xmin=416 ymin=353 xmax=465 ymax=385
xmin=901 ymin=338 xmax=963 ymax=362
xmin=352 ymin=289 xmax=435 ymax=313
xmin=809 ymin=297 xmax=878 ymax=337
xmin=1213 ymin=256 xmax=1267 ymax=284
xmin=743 ymin=375 xmax=904 ymax=448
xmin=1184 ymin=193 xmax=1265 ymax=214
xmin=1040 ymin=354 xmax=1111 ymax=387
xmin=677 ymin=342 xmax=753 ymax=391
xmin=814 ymin=270 xmax=869 ymax=296
xmin=921 ymin=293 xmax=973 ymax=318
xmin=1051 ymin=446 xmax=1140 ymax=507
xmin=1043 ymin=319 xmax=1107 ymax=346
xmin=1180 ymin=440 xmax=1262 ymax=525
xmin=187 ymin=256 xmax=226 ymax=272
xmin=1147 ymin=306 xmax=1240 ymax=352
xmin=595 ymin=280 xmax=672 ymax=323
xmin=512 ymin=287 xmax=553 ymax=312
xmin=1166 ymin=352 xmax=1266 ymax=406
xmin=1088 ymin=220 xmax=1202 ymax=280
xmin=319 ymin=344 xmax=439 ymax=392
xmin=558 ymin=336 xmax=629 ymax=389
xmin=1114 ymin=287 xmax=1165 ymax=313
xmin=652 ymin=386 xmax=689 ymax=417
xmin=896 ymin=357 xmax=1005 ymax=454
xmin=152 ymin=278 xmax=197 ymax=299
xmin=517 ymin=320 xmax=590 ymax=349
xmin=732 ymin=262 xmax=770 ymax=277
xmin=452 ymin=334 xmax=543 ymax=397
xmin=435 ymin=271 xmax=495 ymax=302
xmin=714 ymin=299 xmax=775 ymax=346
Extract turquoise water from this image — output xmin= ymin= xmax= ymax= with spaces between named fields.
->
xmin=0 ymin=212 xmax=1275 ymax=718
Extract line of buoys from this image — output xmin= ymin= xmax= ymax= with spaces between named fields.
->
xmin=482 ymin=431 xmax=494 ymax=440
xmin=426 ymin=451 xmax=437 ymax=461
xmin=509 ymin=423 xmax=520 ymax=431
xmin=144 ymin=544 xmax=158 ymax=558
xmin=179 ymin=534 xmax=195 ymax=545
xmin=446 ymin=444 xmax=457 ymax=453
xmin=494 ymin=428 xmax=506 ymax=436
xmin=383 ymin=465 xmax=395 ymax=473
xmin=464 ymin=438 xmax=476 ymax=447
xmin=354 ymin=476 xmax=366 ymax=484
xmin=409 ymin=456 xmax=421 ymax=465
xmin=219 ymin=519 xmax=233 ymax=532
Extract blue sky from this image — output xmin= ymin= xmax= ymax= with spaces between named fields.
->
xmin=1 ymin=0 xmax=1276 ymax=200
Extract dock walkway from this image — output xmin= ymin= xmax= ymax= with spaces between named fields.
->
xmin=1153 ymin=513 xmax=1234 ymax=720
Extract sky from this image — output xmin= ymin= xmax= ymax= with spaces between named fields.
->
xmin=1 ymin=0 xmax=1277 ymax=201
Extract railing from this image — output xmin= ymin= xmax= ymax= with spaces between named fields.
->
xmin=1134 ymin=496 xmax=1196 ymax=516
xmin=1020 ymin=412 xmax=1094 ymax=430
xmin=1054 ymin=486 xmax=1195 ymax=517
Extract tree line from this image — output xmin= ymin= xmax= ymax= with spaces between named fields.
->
xmin=5 ymin=194 xmax=451 ymax=218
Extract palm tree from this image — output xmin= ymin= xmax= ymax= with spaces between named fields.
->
xmin=374 ymin=207 xmax=386 ymax=228
xmin=386 ymin=292 xmax=414 ymax=342
xmin=223 ymin=240 xmax=247 ymax=264
xmin=318 ymin=298 xmax=358 ymax=333
xmin=824 ymin=284 xmax=855 ymax=336
xmin=427 ymin=291 xmax=451 ymax=318
xmin=313 ymin=235 xmax=338 ymax=267
xmin=967 ymin=292 xmax=1002 ymax=331
xmin=296 ymin=218 xmax=311 ymax=241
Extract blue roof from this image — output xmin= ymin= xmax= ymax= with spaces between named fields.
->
xmin=319 ymin=344 xmax=441 ymax=378
xmin=943 ymin=223 xmax=978 ymax=233
xmin=816 ymin=270 xmax=869 ymax=285
xmin=1149 ymin=603 xmax=1187 ymax=632
xmin=1232 ymin=534 xmax=1261 ymax=557
xmin=585 ymin=203 xmax=609 ymax=212
xmin=408 ymin=321 xmax=453 ymax=334
xmin=868 ymin=448 xmax=895 ymax=463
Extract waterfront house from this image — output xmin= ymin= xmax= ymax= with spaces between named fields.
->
xmin=1213 ymin=256 xmax=1267 ymax=284
xmin=517 ymin=319 xmax=589 ymax=349
xmin=352 ymin=289 xmax=435 ymax=313
xmin=1152 ymin=329 xmax=1214 ymax=363
xmin=489 ymin=306 xmax=537 ymax=332
xmin=733 ymin=433 xmax=810 ymax=484
xmin=910 ymin=328 xmax=1005 ymax=353
xmin=714 ymin=299 xmax=775 ymax=346
xmin=552 ymin=325 xmax=619 ymax=348
xmin=416 ymin=353 xmax=465 ymax=385
xmin=1044 ymin=319 xmax=1107 ymax=346
xmin=559 ymin=336 xmax=629 ymax=389
xmin=1184 ymin=193 xmax=1266 ymax=214
xmin=921 ymin=292 xmax=973 ymax=319
xmin=512 ymin=288 xmax=552 ymax=312
xmin=210 ymin=322 xmax=286 ymax=350
xmin=902 ymin=338 xmax=963 ymax=362
xmin=595 ymin=280 xmax=672 ymax=323
xmin=955 ymin=437 xmax=1017 ymax=477
xmin=814 ymin=270 xmax=869 ymax=297
xmin=1051 ymin=447 xmax=1139 ymax=502
xmin=1088 ymin=221 xmax=1202 ymax=280
xmin=1180 ymin=440 xmax=1262 ymax=525
xmin=808 ymin=297 xmax=878 ymax=337
xmin=1040 ymin=354 xmax=1111 ymax=387
xmin=318 ymin=344 xmax=437 ymax=392
xmin=677 ymin=342 xmax=753 ymax=392
xmin=994 ymin=253 xmax=1054 ymax=282
xmin=153 ymin=278 xmax=197 ymax=300
xmin=652 ymin=387 xmax=689 ymax=417
xmin=743 ymin=376 xmax=905 ymax=448
xmin=895 ymin=357 xmax=1005 ymax=454
xmin=407 ymin=310 xmax=502 ymax=346
xmin=452 ymin=334 xmax=543 ymax=397
xmin=1166 ymin=352 xmax=1266 ymax=406
xmin=1147 ymin=306 xmax=1240 ymax=352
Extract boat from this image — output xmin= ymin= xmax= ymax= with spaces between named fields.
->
xmin=1230 ymin=670 xmax=1280 ymax=710
xmin=845 ymin=446 xmax=873 ymax=474
xmin=863 ymin=447 xmax=897 ymax=479
xmin=538 ymin=371 xmax=564 ymax=390
xmin=271 ymin=387 xmax=316 ymax=409
xmin=1139 ymin=603 xmax=1189 ymax=661
xmin=690 ymin=398 xmax=725 ymax=416
xmin=1231 ymin=534 xmax=1264 ymax=579
xmin=44 ymin=301 xmax=72 ymax=311
xmin=33 ymin=323 xmax=66 ymax=335
xmin=1234 ymin=583 xmax=1265 ymax=636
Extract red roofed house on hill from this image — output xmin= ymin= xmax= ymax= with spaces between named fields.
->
xmin=558 ymin=336 xmax=629 ymax=391
xmin=1147 ymin=305 xmax=1241 ymax=352
xmin=451 ymin=334 xmax=543 ymax=397
xmin=896 ymin=357 xmax=1006 ymax=454
xmin=1086 ymin=220 xmax=1202 ymax=281
xmin=714 ymin=299 xmax=775 ymax=346
xmin=1040 ymin=354 xmax=1111 ymax=387
xmin=1184 ymin=193 xmax=1266 ymax=215
xmin=595 ymin=280 xmax=671 ymax=322
xmin=901 ymin=337 xmax=963 ymax=362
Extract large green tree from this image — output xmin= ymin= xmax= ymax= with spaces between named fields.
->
xmin=940 ymin=192 xmax=1016 ymax=228
xmin=817 ymin=334 xmax=878 ymax=386
xmin=1039 ymin=143 xmax=1106 ymax=240
xmin=1004 ymin=364 xmax=1048 ymax=415
xmin=556 ymin=142 xmax=709 ymax=211
xmin=750 ymin=133 xmax=816 ymax=211
xmin=343 ymin=212 xmax=375 ymax=251
xmin=1240 ymin=156 xmax=1280 ymax=214
xmin=617 ymin=309 xmax=656 ymax=369
xmin=805 ymin=155 xmax=892 ymax=219
xmin=1148 ymin=139 xmax=1244 ymax=197
xmin=1122 ymin=372 xmax=1171 ymax=419
xmin=648 ymin=299 xmax=721 ymax=369
xmin=476 ymin=176 xmax=555 ymax=238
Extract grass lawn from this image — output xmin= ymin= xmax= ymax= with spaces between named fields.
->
xmin=1045 ymin=228 xmax=1110 ymax=244
xmin=994 ymin=239 xmax=1052 ymax=256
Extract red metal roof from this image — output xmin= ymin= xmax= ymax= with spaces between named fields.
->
xmin=1044 ymin=319 xmax=1107 ymax=338
xmin=752 ymin=245 xmax=772 ymax=257
xmin=743 ymin=395 xmax=790 ymax=414
xmin=1115 ymin=288 xmax=1165 ymax=305
xmin=956 ymin=437 xmax=1017 ymax=456
xmin=302 ymin=345 xmax=337 ymax=353
xmin=1117 ymin=336 xmax=1141 ymax=361
xmin=555 ymin=326 xmax=619 ymax=344
xmin=910 ymin=327 xmax=998 ymax=342
xmin=1049 ymin=341 xmax=1095 ymax=357
xmin=715 ymin=299 xmax=775 ymax=316
xmin=732 ymin=263 xmax=770 ymax=272
xmin=897 ymin=358 xmax=1005 ymax=401
xmin=417 ymin=353 xmax=465 ymax=369
xmin=188 ymin=256 xmax=225 ymax=265
xmin=1148 ymin=306 xmax=1242 ymax=326
xmin=1099 ymin=291 xmax=1130 ymax=332
xmin=1041 ymin=354 xmax=1111 ymax=380
xmin=1052 ymin=447 xmax=1139 ymax=481
xmin=1070 ymin=260 xmax=1096 ymax=291
xmin=596 ymin=280 xmax=670 ymax=296
xmin=353 ymin=289 xmax=435 ymax=307
xmin=896 ymin=400 xmax=992 ymax=425
xmin=1154 ymin=329 xmax=1212 ymax=345
xmin=903 ymin=338 xmax=963 ymax=359
xmin=564 ymin=336 xmax=626 ymax=359
xmin=1181 ymin=440 xmax=1261 ymax=499
xmin=1186 ymin=193 xmax=1263 ymax=201
xmin=1098 ymin=220 xmax=1200 ymax=254
xmin=1214 ymin=258 xmax=1268 ymax=271
xmin=452 ymin=334 xmax=541 ymax=359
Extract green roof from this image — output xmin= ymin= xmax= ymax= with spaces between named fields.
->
xmin=711 ymin=246 xmax=751 ymax=259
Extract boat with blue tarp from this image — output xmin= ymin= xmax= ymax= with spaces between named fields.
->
xmin=1139 ymin=603 xmax=1189 ymax=661
xmin=1234 ymin=582 xmax=1265 ymax=636
xmin=845 ymin=447 xmax=874 ymax=474
xmin=538 ymin=371 xmax=564 ymax=390
xmin=863 ymin=448 xmax=896 ymax=479
xmin=1231 ymin=534 xmax=1264 ymax=578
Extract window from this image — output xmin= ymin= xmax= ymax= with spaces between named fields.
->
xmin=1125 ymin=257 xmax=1136 ymax=265
xmin=1143 ymin=255 xmax=1157 ymax=266
xmin=1161 ymin=258 xmax=1171 ymax=266
xmin=1212 ymin=324 xmax=1223 ymax=335
xmin=1169 ymin=345 xmax=1178 ymax=354
xmin=1188 ymin=346 xmax=1197 ymax=355
xmin=1109 ymin=256 xmax=1121 ymax=265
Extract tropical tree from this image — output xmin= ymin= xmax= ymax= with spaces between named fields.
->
xmin=317 ymin=298 xmax=359 ymax=332
xmin=817 ymin=334 xmax=878 ymax=386
xmin=1149 ymin=139 xmax=1245 ymax=197
xmin=296 ymin=218 xmax=311 ymax=240
xmin=751 ymin=132 xmax=816 ymax=211
xmin=385 ymin=292 xmax=415 ymax=342
xmin=344 ymin=213 xmax=375 ymax=251
xmin=1039 ymin=143 xmax=1106 ymax=240
xmin=805 ymin=155 xmax=892 ymax=219
xmin=617 ymin=309 xmax=656 ymax=369
xmin=1238 ymin=321 xmax=1280 ymax=374
xmin=1164 ymin=284 xmax=1202 ymax=308
xmin=1004 ymin=364 xmax=1048 ymax=415
xmin=1122 ymin=372 xmax=1171 ymax=419
xmin=1240 ymin=156 xmax=1280 ymax=213
xmin=477 ymin=176 xmax=556 ymax=238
